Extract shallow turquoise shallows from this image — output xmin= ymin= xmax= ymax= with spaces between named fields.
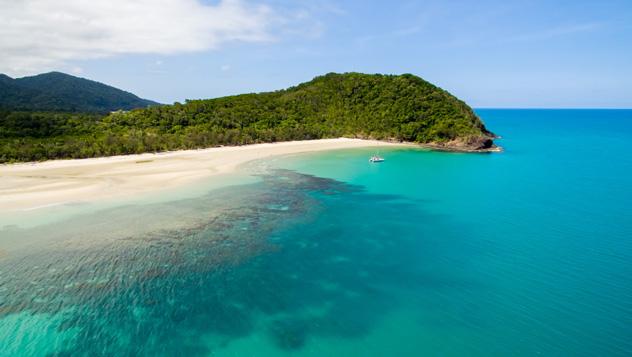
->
xmin=1 ymin=109 xmax=631 ymax=356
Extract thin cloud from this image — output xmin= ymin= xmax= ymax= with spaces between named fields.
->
xmin=356 ymin=25 xmax=424 ymax=46
xmin=0 ymin=0 xmax=276 ymax=76
xmin=436 ymin=22 xmax=604 ymax=50
xmin=505 ymin=23 xmax=602 ymax=44
xmin=392 ymin=25 xmax=423 ymax=37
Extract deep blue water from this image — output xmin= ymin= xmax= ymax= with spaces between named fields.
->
xmin=1 ymin=109 xmax=631 ymax=356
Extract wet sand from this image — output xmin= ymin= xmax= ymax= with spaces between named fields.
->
xmin=0 ymin=138 xmax=402 ymax=212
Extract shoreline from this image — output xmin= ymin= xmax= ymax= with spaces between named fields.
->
xmin=416 ymin=142 xmax=503 ymax=153
xmin=0 ymin=138 xmax=407 ymax=213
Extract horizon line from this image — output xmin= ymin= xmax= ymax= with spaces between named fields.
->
xmin=474 ymin=107 xmax=632 ymax=110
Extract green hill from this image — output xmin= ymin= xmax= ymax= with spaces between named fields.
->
xmin=0 ymin=72 xmax=158 ymax=112
xmin=113 ymin=72 xmax=494 ymax=147
xmin=0 ymin=73 xmax=496 ymax=163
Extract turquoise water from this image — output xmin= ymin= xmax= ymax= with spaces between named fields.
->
xmin=1 ymin=109 xmax=631 ymax=356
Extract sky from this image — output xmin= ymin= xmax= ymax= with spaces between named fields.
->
xmin=1 ymin=0 xmax=631 ymax=108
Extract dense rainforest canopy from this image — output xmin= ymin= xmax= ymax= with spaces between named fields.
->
xmin=0 ymin=73 xmax=495 ymax=163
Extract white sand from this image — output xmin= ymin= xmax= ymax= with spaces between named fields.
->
xmin=0 ymin=138 xmax=402 ymax=213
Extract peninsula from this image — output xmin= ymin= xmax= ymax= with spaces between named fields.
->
xmin=0 ymin=72 xmax=496 ymax=163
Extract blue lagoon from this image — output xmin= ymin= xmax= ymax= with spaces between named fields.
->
xmin=1 ymin=109 xmax=632 ymax=356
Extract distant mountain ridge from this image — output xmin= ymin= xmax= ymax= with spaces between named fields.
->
xmin=0 ymin=72 xmax=158 ymax=112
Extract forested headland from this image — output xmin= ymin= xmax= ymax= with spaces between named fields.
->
xmin=0 ymin=72 xmax=496 ymax=163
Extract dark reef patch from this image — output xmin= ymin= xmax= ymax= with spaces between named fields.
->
xmin=0 ymin=169 xmax=473 ymax=355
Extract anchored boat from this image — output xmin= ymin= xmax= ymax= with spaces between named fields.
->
xmin=369 ymin=154 xmax=384 ymax=163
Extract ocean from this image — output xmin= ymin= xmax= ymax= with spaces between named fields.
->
xmin=1 ymin=109 xmax=631 ymax=356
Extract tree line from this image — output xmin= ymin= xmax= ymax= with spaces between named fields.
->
xmin=1 ymin=73 xmax=492 ymax=163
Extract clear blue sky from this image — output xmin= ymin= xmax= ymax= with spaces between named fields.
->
xmin=3 ymin=0 xmax=631 ymax=108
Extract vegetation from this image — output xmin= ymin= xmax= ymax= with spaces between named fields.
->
xmin=0 ymin=73 xmax=494 ymax=163
xmin=0 ymin=71 xmax=157 ymax=112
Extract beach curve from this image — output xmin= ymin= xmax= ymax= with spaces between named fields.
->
xmin=0 ymin=138 xmax=404 ymax=213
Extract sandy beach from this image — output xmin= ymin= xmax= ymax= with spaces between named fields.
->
xmin=0 ymin=138 xmax=402 ymax=213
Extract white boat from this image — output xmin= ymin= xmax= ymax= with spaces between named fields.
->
xmin=369 ymin=155 xmax=384 ymax=163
